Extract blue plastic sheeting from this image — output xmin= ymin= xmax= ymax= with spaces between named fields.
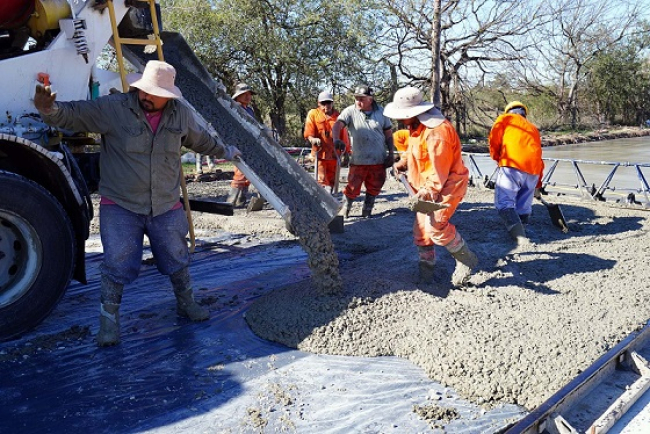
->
xmin=0 ymin=235 xmax=524 ymax=433
xmin=0 ymin=237 xmax=311 ymax=433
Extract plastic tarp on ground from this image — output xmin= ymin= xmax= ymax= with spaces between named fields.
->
xmin=0 ymin=234 xmax=525 ymax=433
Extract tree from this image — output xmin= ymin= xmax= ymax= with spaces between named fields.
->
xmin=160 ymin=0 xmax=377 ymax=142
xmin=525 ymin=0 xmax=644 ymax=128
xmin=586 ymin=38 xmax=650 ymax=125
xmin=378 ymin=0 xmax=547 ymax=134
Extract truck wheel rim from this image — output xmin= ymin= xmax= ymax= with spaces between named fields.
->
xmin=0 ymin=210 xmax=42 ymax=308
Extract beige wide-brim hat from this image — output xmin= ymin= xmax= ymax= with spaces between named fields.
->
xmin=130 ymin=60 xmax=182 ymax=99
xmin=232 ymin=83 xmax=256 ymax=100
xmin=384 ymin=86 xmax=445 ymax=127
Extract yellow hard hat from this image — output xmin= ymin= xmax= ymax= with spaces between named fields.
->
xmin=504 ymin=101 xmax=528 ymax=116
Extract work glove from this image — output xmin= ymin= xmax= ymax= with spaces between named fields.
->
xmin=308 ymin=137 xmax=321 ymax=147
xmin=416 ymin=187 xmax=434 ymax=202
xmin=222 ymin=145 xmax=242 ymax=161
xmin=534 ymin=187 xmax=542 ymax=199
xmin=34 ymin=85 xmax=58 ymax=115
xmin=334 ymin=139 xmax=346 ymax=152
xmin=383 ymin=154 xmax=395 ymax=168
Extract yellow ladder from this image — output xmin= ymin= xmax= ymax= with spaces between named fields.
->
xmin=106 ymin=0 xmax=164 ymax=91
xmin=105 ymin=0 xmax=197 ymax=252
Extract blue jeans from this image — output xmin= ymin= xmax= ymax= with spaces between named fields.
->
xmin=494 ymin=166 xmax=538 ymax=215
xmin=99 ymin=204 xmax=189 ymax=285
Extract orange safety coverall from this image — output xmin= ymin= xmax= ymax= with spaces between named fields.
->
xmin=489 ymin=113 xmax=544 ymax=186
xmin=403 ymin=121 xmax=469 ymax=247
xmin=393 ymin=129 xmax=410 ymax=153
xmin=304 ymin=108 xmax=350 ymax=187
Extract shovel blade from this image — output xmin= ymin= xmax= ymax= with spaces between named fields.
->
xmin=546 ymin=203 xmax=569 ymax=233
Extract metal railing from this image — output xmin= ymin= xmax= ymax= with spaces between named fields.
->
xmin=463 ymin=153 xmax=650 ymax=207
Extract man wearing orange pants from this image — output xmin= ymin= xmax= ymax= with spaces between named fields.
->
xmin=332 ymin=84 xmax=395 ymax=218
xmin=228 ymin=83 xmax=257 ymax=206
xmin=304 ymin=91 xmax=349 ymax=190
xmin=386 ymin=87 xmax=478 ymax=286
xmin=489 ymin=101 xmax=544 ymax=245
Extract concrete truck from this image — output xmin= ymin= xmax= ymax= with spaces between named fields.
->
xmin=0 ymin=0 xmax=340 ymax=341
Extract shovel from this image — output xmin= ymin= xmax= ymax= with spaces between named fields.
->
xmin=332 ymin=151 xmax=341 ymax=195
xmin=398 ymin=173 xmax=449 ymax=213
xmin=538 ymin=196 xmax=569 ymax=233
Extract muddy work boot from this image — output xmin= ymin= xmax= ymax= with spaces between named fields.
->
xmin=361 ymin=194 xmax=376 ymax=218
xmin=508 ymin=222 xmax=529 ymax=246
xmin=170 ymin=268 xmax=209 ymax=321
xmin=417 ymin=245 xmax=436 ymax=284
xmin=96 ymin=276 xmax=124 ymax=347
xmin=446 ymin=236 xmax=478 ymax=287
xmin=227 ymin=186 xmax=248 ymax=207
xmin=339 ymin=196 xmax=354 ymax=218
xmin=499 ymin=208 xmax=528 ymax=245
xmin=97 ymin=303 xmax=121 ymax=347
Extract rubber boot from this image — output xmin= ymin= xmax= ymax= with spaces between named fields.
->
xmin=97 ymin=276 xmax=124 ymax=347
xmin=508 ymin=222 xmax=529 ymax=246
xmin=227 ymin=186 xmax=248 ymax=207
xmin=361 ymin=194 xmax=376 ymax=218
xmin=170 ymin=268 xmax=209 ymax=321
xmin=499 ymin=208 xmax=528 ymax=245
xmin=340 ymin=196 xmax=353 ymax=218
xmin=446 ymin=235 xmax=478 ymax=287
xmin=417 ymin=245 xmax=436 ymax=284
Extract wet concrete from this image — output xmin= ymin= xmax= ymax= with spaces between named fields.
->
xmin=129 ymin=34 xmax=342 ymax=294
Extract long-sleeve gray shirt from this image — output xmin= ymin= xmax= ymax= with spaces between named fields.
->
xmin=42 ymin=92 xmax=228 ymax=216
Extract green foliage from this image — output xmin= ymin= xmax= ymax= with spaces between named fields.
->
xmin=157 ymin=0 xmax=650 ymax=141
xmin=586 ymin=41 xmax=650 ymax=125
xmin=159 ymin=0 xmax=378 ymax=141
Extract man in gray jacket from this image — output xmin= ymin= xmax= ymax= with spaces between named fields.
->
xmin=34 ymin=60 xmax=241 ymax=346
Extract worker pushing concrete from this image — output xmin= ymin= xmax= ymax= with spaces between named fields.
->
xmin=386 ymin=86 xmax=478 ymax=286
xmin=488 ymin=101 xmax=544 ymax=245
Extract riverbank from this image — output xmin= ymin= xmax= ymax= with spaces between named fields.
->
xmin=462 ymin=125 xmax=650 ymax=153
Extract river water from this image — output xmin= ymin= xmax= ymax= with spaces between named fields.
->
xmin=464 ymin=136 xmax=650 ymax=204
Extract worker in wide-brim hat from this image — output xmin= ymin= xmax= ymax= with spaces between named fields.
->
xmin=385 ymin=86 xmax=478 ymax=287
xmin=33 ymin=59 xmax=242 ymax=347
xmin=228 ymin=82 xmax=258 ymax=206
xmin=231 ymin=83 xmax=256 ymax=118
xmin=488 ymin=100 xmax=544 ymax=245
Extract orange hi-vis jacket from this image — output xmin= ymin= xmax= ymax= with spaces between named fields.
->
xmin=393 ymin=129 xmax=410 ymax=153
xmin=403 ymin=120 xmax=469 ymax=247
xmin=405 ymin=121 xmax=469 ymax=203
xmin=489 ymin=113 xmax=544 ymax=181
xmin=304 ymin=108 xmax=349 ymax=160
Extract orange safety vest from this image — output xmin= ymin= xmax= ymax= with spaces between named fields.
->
xmin=489 ymin=113 xmax=544 ymax=177
xmin=404 ymin=121 xmax=469 ymax=202
xmin=393 ymin=129 xmax=410 ymax=153
xmin=304 ymin=108 xmax=349 ymax=160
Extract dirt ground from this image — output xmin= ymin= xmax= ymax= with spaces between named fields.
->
xmin=176 ymin=172 xmax=650 ymax=411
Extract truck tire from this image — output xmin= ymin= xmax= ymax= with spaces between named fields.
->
xmin=0 ymin=171 xmax=76 ymax=341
